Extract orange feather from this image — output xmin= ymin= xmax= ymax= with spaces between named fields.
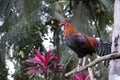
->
xmin=64 ymin=23 xmax=76 ymax=39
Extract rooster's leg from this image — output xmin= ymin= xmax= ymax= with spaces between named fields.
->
xmin=82 ymin=57 xmax=86 ymax=66
xmin=76 ymin=58 xmax=82 ymax=71
xmin=76 ymin=57 xmax=86 ymax=71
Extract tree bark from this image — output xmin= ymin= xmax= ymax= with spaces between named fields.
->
xmin=109 ymin=0 xmax=120 ymax=80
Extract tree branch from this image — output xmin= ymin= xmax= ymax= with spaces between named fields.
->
xmin=65 ymin=53 xmax=120 ymax=77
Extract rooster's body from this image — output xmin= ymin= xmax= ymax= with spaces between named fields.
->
xmin=60 ymin=21 xmax=111 ymax=59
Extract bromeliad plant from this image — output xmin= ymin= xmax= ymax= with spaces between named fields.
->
xmin=26 ymin=49 xmax=63 ymax=79
xmin=73 ymin=72 xmax=90 ymax=80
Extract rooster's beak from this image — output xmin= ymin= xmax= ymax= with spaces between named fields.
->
xmin=59 ymin=22 xmax=62 ymax=26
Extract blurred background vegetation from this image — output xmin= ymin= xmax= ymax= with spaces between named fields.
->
xmin=0 ymin=0 xmax=114 ymax=80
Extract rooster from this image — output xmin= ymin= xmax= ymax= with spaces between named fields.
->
xmin=60 ymin=21 xmax=111 ymax=66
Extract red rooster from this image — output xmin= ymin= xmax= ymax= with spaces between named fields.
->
xmin=60 ymin=21 xmax=111 ymax=66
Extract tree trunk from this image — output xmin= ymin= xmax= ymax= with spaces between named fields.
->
xmin=0 ymin=49 xmax=8 ymax=80
xmin=109 ymin=0 xmax=120 ymax=80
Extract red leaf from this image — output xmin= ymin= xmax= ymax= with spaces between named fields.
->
xmin=74 ymin=74 xmax=81 ymax=80
xmin=35 ymin=49 xmax=45 ymax=63
xmin=56 ymin=64 xmax=64 ymax=67
xmin=45 ymin=50 xmax=52 ymax=66
xmin=26 ymin=69 xmax=42 ymax=75
xmin=26 ymin=66 xmax=37 ymax=70
xmin=26 ymin=57 xmax=45 ymax=68
xmin=79 ymin=72 xmax=84 ymax=80
xmin=85 ymin=74 xmax=90 ymax=80
xmin=73 ymin=72 xmax=84 ymax=80
xmin=51 ymin=55 xmax=59 ymax=62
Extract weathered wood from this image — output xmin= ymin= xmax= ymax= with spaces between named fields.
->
xmin=109 ymin=0 xmax=120 ymax=80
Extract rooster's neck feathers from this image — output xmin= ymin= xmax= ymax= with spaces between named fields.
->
xmin=65 ymin=24 xmax=76 ymax=39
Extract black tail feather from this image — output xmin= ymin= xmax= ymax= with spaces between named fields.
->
xmin=97 ymin=42 xmax=111 ymax=56
xmin=97 ymin=41 xmax=111 ymax=67
xmin=104 ymin=60 xmax=110 ymax=68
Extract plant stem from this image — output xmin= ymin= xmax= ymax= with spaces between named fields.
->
xmin=45 ymin=77 xmax=47 ymax=80
xmin=44 ymin=74 xmax=48 ymax=80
